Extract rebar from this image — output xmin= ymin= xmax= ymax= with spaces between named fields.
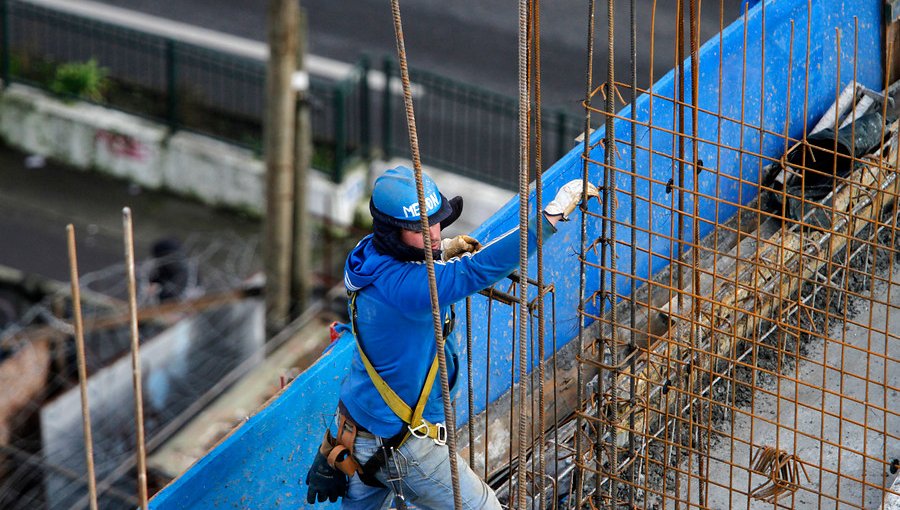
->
xmin=65 ymin=225 xmax=98 ymax=510
xmin=122 ymin=207 xmax=148 ymax=510
xmin=388 ymin=1 xmax=462 ymax=508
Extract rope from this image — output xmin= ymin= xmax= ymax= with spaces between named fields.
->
xmin=514 ymin=0 xmax=530 ymax=503
xmin=388 ymin=2 xmax=462 ymax=509
xmin=575 ymin=0 xmax=597 ymax=509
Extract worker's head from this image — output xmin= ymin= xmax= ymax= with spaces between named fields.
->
xmin=369 ymin=165 xmax=462 ymax=258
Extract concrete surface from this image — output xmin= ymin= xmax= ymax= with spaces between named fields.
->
xmin=699 ymin=266 xmax=900 ymax=509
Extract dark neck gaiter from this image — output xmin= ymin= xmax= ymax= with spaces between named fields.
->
xmin=371 ymin=216 xmax=440 ymax=262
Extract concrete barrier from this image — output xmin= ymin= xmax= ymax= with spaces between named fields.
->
xmin=0 ymin=84 xmax=367 ymax=226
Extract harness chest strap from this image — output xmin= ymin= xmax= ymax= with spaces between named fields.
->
xmin=349 ymin=292 xmax=447 ymax=444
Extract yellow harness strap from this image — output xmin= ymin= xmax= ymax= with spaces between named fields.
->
xmin=349 ymin=292 xmax=447 ymax=444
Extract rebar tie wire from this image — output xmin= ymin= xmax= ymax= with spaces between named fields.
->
xmin=749 ymin=445 xmax=811 ymax=503
xmin=388 ymin=2 xmax=462 ymax=509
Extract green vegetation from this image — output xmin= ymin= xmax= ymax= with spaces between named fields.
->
xmin=50 ymin=59 xmax=108 ymax=102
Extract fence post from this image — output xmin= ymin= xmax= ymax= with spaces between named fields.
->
xmin=333 ymin=84 xmax=346 ymax=182
xmin=165 ymin=39 xmax=179 ymax=131
xmin=381 ymin=56 xmax=393 ymax=160
xmin=359 ymin=54 xmax=371 ymax=160
xmin=1 ymin=0 xmax=9 ymax=88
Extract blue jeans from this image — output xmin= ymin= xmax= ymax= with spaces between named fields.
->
xmin=342 ymin=434 xmax=502 ymax=510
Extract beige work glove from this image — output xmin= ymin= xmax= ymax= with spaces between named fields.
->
xmin=441 ymin=235 xmax=482 ymax=261
xmin=543 ymin=179 xmax=600 ymax=220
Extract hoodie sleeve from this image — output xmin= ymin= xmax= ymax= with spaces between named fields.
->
xmin=381 ymin=215 xmax=557 ymax=311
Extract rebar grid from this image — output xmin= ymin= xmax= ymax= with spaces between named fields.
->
xmin=452 ymin=2 xmax=900 ymax=508
xmin=565 ymin=1 xmax=900 ymax=508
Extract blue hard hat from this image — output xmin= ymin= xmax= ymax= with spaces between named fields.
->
xmin=370 ymin=166 xmax=453 ymax=229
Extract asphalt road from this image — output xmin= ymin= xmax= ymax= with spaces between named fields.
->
xmin=91 ymin=0 xmax=747 ymax=113
xmin=0 ymin=144 xmax=260 ymax=283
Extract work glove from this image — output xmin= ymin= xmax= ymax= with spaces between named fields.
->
xmin=305 ymin=446 xmax=348 ymax=504
xmin=543 ymin=179 xmax=600 ymax=220
xmin=441 ymin=235 xmax=482 ymax=261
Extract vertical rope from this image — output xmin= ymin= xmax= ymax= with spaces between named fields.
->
xmin=388 ymin=3 xmax=462 ymax=508
xmin=515 ymin=0 xmax=531 ymax=504
xmin=575 ymin=1 xmax=596 ymax=509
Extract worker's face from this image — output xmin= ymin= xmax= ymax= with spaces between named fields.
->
xmin=400 ymin=222 xmax=442 ymax=249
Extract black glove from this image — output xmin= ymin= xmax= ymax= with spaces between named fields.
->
xmin=305 ymin=447 xmax=348 ymax=504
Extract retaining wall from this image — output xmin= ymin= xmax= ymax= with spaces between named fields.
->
xmin=0 ymin=84 xmax=367 ymax=226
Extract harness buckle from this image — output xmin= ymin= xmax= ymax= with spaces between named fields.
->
xmin=434 ymin=423 xmax=447 ymax=446
xmin=408 ymin=421 xmax=430 ymax=439
xmin=407 ymin=422 xmax=448 ymax=446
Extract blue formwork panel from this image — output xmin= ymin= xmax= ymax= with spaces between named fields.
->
xmin=150 ymin=1 xmax=882 ymax=507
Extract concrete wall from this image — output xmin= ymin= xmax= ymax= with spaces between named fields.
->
xmin=0 ymin=84 xmax=367 ymax=226
xmin=40 ymin=299 xmax=265 ymax=509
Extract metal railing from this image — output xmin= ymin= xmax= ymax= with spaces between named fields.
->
xmin=0 ymin=0 xmax=579 ymax=188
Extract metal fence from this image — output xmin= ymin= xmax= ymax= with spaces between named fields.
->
xmin=380 ymin=57 xmax=581 ymax=189
xmin=0 ymin=0 xmax=580 ymax=189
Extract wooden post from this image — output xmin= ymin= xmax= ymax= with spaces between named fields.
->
xmin=264 ymin=0 xmax=299 ymax=334
xmin=292 ymin=5 xmax=312 ymax=315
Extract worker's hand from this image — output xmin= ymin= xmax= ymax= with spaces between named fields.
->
xmin=544 ymin=179 xmax=600 ymax=221
xmin=441 ymin=235 xmax=482 ymax=261
xmin=305 ymin=446 xmax=348 ymax=504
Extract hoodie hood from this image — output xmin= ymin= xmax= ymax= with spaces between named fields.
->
xmin=344 ymin=235 xmax=394 ymax=293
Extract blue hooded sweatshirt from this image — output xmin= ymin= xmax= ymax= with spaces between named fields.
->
xmin=340 ymin=216 xmax=556 ymax=438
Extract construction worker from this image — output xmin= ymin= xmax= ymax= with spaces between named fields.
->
xmin=305 ymin=165 xmax=597 ymax=509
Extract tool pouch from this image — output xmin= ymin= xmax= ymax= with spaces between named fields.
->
xmin=323 ymin=416 xmax=361 ymax=478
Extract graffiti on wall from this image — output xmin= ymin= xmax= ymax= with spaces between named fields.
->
xmin=95 ymin=130 xmax=149 ymax=161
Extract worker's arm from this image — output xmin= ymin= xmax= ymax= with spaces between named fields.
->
xmin=386 ymin=180 xmax=598 ymax=310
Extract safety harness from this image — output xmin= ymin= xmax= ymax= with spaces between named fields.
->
xmin=350 ymin=292 xmax=449 ymax=445
xmin=321 ymin=291 xmax=453 ymax=486
xmin=349 ymin=291 xmax=451 ymax=444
